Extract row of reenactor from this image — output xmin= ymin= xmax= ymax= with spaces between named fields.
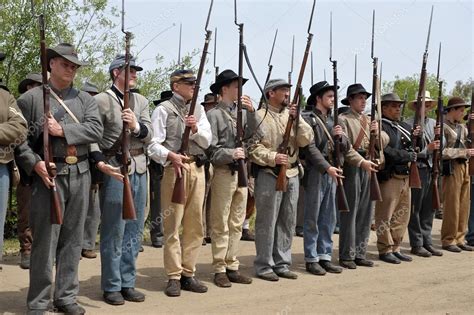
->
xmin=1 ymin=43 xmax=473 ymax=314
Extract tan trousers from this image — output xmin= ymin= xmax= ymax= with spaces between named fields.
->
xmin=375 ymin=176 xmax=411 ymax=254
xmin=441 ymin=161 xmax=470 ymax=246
xmin=210 ymin=167 xmax=247 ymax=273
xmin=161 ymin=163 xmax=205 ymax=279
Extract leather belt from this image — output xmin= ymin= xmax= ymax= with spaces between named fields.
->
xmin=454 ymin=158 xmax=467 ymax=164
xmin=53 ymin=155 xmax=87 ymax=165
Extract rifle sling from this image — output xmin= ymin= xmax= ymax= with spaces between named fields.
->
xmin=353 ymin=116 xmax=369 ymax=151
xmin=50 ymin=90 xmax=80 ymax=124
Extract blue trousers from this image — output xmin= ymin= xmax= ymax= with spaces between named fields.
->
xmin=0 ymin=164 xmax=9 ymax=262
xmin=100 ymin=172 xmax=146 ymax=292
xmin=303 ymin=168 xmax=337 ymax=262
xmin=466 ymin=182 xmax=474 ymax=244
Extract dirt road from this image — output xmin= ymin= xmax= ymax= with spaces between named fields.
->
xmin=1 ymin=219 xmax=473 ymax=314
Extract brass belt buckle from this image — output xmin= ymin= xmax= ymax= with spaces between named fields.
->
xmin=65 ymin=156 xmax=78 ymax=164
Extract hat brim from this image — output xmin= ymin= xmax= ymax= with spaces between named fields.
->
xmin=46 ymin=48 xmax=88 ymax=71
xmin=131 ymin=65 xmax=143 ymax=72
xmin=407 ymin=99 xmax=436 ymax=111
xmin=444 ymin=103 xmax=470 ymax=110
xmin=210 ymin=77 xmax=248 ymax=94
xmin=341 ymin=91 xmax=371 ymax=105
xmin=201 ymin=101 xmax=217 ymax=106
xmin=18 ymin=78 xmax=41 ymax=94
xmin=381 ymin=100 xmax=405 ymax=106
xmin=307 ymin=85 xmax=338 ymax=106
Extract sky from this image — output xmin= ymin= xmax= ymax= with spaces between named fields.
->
xmin=110 ymin=0 xmax=473 ymax=102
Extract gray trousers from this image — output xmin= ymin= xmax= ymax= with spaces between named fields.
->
xmin=149 ymin=161 xmax=163 ymax=244
xmin=82 ymin=185 xmax=100 ymax=250
xmin=408 ymin=167 xmax=435 ymax=247
xmin=339 ymin=165 xmax=372 ymax=261
xmin=254 ymin=171 xmax=299 ymax=275
xmin=27 ymin=167 xmax=90 ymax=310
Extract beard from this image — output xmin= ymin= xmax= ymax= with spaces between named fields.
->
xmin=281 ymin=97 xmax=290 ymax=107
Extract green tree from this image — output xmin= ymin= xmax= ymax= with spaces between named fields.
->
xmin=450 ymin=78 xmax=473 ymax=102
xmin=0 ymin=0 xmax=118 ymax=97
xmin=382 ymin=73 xmax=444 ymax=119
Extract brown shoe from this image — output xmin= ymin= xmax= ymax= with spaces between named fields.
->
xmin=226 ymin=269 xmax=252 ymax=284
xmin=442 ymin=245 xmax=462 ymax=253
xmin=241 ymin=229 xmax=255 ymax=241
xmin=458 ymin=244 xmax=474 ymax=251
xmin=180 ymin=276 xmax=208 ymax=293
xmin=165 ymin=279 xmax=181 ymax=297
xmin=214 ymin=272 xmax=232 ymax=288
xmin=81 ymin=249 xmax=97 ymax=259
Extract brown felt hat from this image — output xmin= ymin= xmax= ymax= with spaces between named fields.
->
xmin=444 ymin=96 xmax=470 ymax=110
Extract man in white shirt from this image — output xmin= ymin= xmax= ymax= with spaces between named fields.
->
xmin=148 ymin=69 xmax=212 ymax=297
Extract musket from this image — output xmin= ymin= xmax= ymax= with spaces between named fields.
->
xmin=120 ymin=0 xmax=137 ymax=219
xmin=324 ymin=69 xmax=326 ymax=81
xmin=431 ymin=42 xmax=443 ymax=210
xmin=233 ymin=0 xmax=248 ymax=187
xmin=354 ymin=54 xmax=357 ymax=83
xmin=329 ymin=11 xmax=350 ymax=211
xmin=213 ymin=27 xmax=219 ymax=80
xmin=310 ymin=50 xmax=314 ymax=86
xmin=171 ymin=0 xmax=214 ymax=204
xmin=469 ymin=84 xmax=474 ymax=175
xmin=276 ymin=0 xmax=316 ymax=191
xmin=288 ymin=35 xmax=295 ymax=97
xmin=410 ymin=6 xmax=434 ymax=189
xmin=368 ymin=9 xmax=382 ymax=201
xmin=32 ymin=0 xmax=63 ymax=225
xmin=258 ymin=29 xmax=278 ymax=109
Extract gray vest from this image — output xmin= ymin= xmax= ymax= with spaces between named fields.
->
xmin=161 ymin=97 xmax=206 ymax=156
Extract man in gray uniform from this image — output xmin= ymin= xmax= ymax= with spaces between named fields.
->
xmin=338 ymin=83 xmax=386 ymax=269
xmin=90 ymin=55 xmax=152 ymax=305
xmin=302 ymin=81 xmax=353 ymax=275
xmin=206 ymin=69 xmax=256 ymax=287
xmin=15 ymin=43 xmax=103 ymax=314
xmin=249 ymin=79 xmax=313 ymax=281
xmin=405 ymin=91 xmax=444 ymax=257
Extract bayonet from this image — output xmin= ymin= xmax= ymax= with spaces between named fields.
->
xmin=213 ymin=27 xmax=218 ymax=79
xmin=276 ymin=0 xmax=316 ymax=192
xmin=354 ymin=54 xmax=357 ymax=83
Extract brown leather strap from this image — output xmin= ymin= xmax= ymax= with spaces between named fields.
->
xmin=353 ymin=116 xmax=368 ymax=151
xmin=67 ymin=145 xmax=77 ymax=157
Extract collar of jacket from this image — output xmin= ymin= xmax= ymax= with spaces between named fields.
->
xmin=170 ymin=92 xmax=188 ymax=107
xmin=348 ymin=107 xmax=364 ymax=118
xmin=111 ymin=84 xmax=124 ymax=99
xmin=217 ymin=100 xmax=235 ymax=112
xmin=49 ymin=80 xmax=74 ymax=99
xmin=267 ymin=103 xmax=285 ymax=113
xmin=313 ymin=108 xmax=330 ymax=123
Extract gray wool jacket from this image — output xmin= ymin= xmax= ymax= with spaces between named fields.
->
xmin=15 ymin=84 xmax=103 ymax=176
xmin=206 ymin=101 xmax=258 ymax=166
